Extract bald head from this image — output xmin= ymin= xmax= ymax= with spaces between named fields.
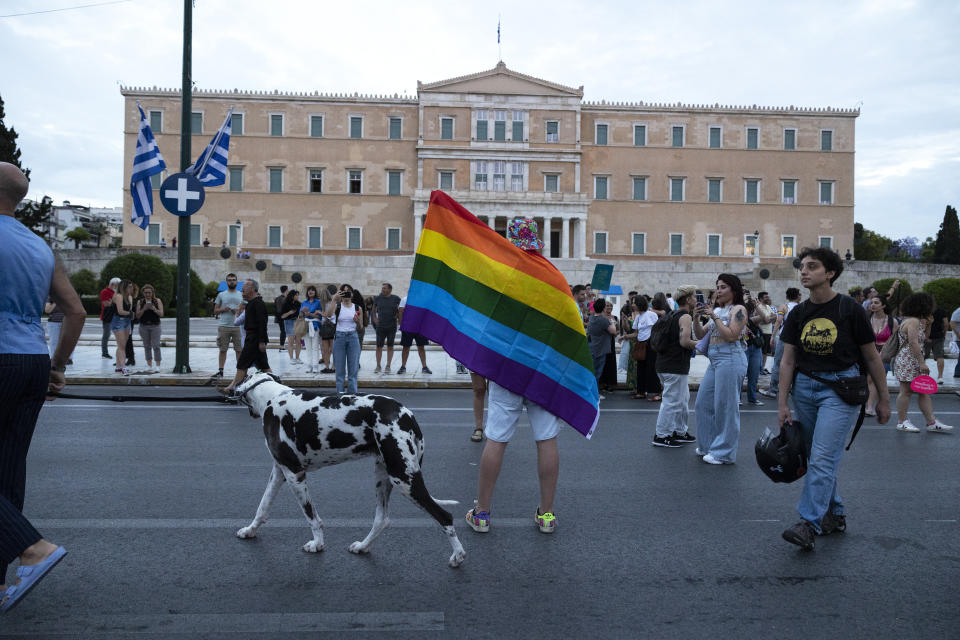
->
xmin=0 ymin=162 xmax=29 ymax=214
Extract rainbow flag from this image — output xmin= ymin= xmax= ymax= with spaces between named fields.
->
xmin=401 ymin=191 xmax=599 ymax=438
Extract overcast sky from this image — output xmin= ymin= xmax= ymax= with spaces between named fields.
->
xmin=2 ymin=0 xmax=958 ymax=242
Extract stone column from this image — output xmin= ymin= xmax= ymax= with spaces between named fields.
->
xmin=414 ymin=212 xmax=423 ymax=250
xmin=577 ymin=217 xmax=587 ymax=259
xmin=561 ymin=217 xmax=570 ymax=258
xmin=487 ymin=215 xmax=496 ymax=230
xmin=542 ymin=217 xmax=552 ymax=258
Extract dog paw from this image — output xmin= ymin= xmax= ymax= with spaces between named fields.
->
xmin=348 ymin=541 xmax=369 ymax=555
xmin=236 ymin=526 xmax=258 ymax=539
xmin=449 ymin=550 xmax=466 ymax=568
xmin=302 ymin=540 xmax=324 ymax=553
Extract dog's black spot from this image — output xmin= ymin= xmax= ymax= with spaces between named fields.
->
xmin=303 ymin=501 xmax=314 ymax=520
xmin=340 ymin=395 xmax=355 ymax=407
xmin=278 ymin=400 xmax=286 ymax=406
xmin=289 ymin=410 xmax=324 ymax=455
xmin=263 ymin=407 xmax=302 ymax=474
xmin=396 ymin=412 xmax=422 ymax=438
xmin=327 ymin=429 xmax=358 ymax=449
xmin=293 ymin=390 xmax=323 ymax=402
xmin=344 ymin=406 xmax=376 ymax=428
xmin=407 ymin=439 xmax=416 ymax=456
xmin=320 ymin=395 xmax=342 ymax=410
xmin=371 ymin=396 xmax=401 ymax=424
xmin=351 ymin=429 xmax=377 ymax=455
xmin=280 ymin=412 xmax=297 ymax=443
xmin=378 ymin=434 xmax=410 ymax=484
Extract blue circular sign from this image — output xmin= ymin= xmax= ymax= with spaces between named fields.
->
xmin=159 ymin=172 xmax=205 ymax=217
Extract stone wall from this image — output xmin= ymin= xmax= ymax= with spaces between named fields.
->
xmin=56 ymin=247 xmax=960 ymax=304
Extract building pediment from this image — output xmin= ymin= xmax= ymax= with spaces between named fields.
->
xmin=418 ymin=62 xmax=583 ymax=98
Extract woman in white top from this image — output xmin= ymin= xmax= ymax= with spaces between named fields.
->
xmin=692 ymin=274 xmax=748 ymax=465
xmin=323 ymin=283 xmax=362 ymax=393
xmin=622 ymin=296 xmax=661 ymax=400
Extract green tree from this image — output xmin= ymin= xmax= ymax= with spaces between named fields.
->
xmin=65 ymin=226 xmax=91 ymax=248
xmin=932 ymin=205 xmax=960 ymax=265
xmin=164 ymin=263 xmax=207 ymax=316
xmin=853 ymin=223 xmax=894 ymax=261
xmin=0 ymin=94 xmax=28 ymax=179
xmin=873 ymin=278 xmax=912 ymax=310
xmin=69 ymin=268 xmax=98 ymax=295
xmin=922 ymin=278 xmax=960 ymax=316
xmin=100 ymin=253 xmax=174 ymax=303
xmin=1 ymin=94 xmax=53 ymax=237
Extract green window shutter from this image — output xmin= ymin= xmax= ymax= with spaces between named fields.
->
xmin=633 ymin=177 xmax=646 ymax=201
xmin=268 ymin=226 xmax=281 ymax=247
xmin=476 ymin=120 xmax=487 ymax=140
xmin=671 ymin=234 xmax=682 ymax=255
xmin=708 ymin=235 xmax=720 ymax=256
xmin=269 ymin=169 xmax=282 ymax=193
xmin=546 ymin=121 xmax=558 ymax=142
xmin=148 ymin=224 xmax=160 ymax=245
xmin=596 ymin=124 xmax=607 ymax=145
xmin=545 ymin=175 xmax=558 ymax=192
xmin=784 ymin=181 xmax=795 ymax=201
xmin=784 ymin=129 xmax=795 ymax=150
xmin=595 ymin=177 xmax=608 ymax=200
xmin=388 ymin=172 xmax=401 ymax=195
xmin=820 ymin=237 xmax=832 ymax=248
xmin=150 ymin=173 xmax=161 ymax=189
xmin=271 ymin=115 xmax=283 ymax=136
xmin=229 ymin=168 xmax=242 ymax=192
xmin=708 ymin=180 xmax=721 ymax=202
xmin=441 ymin=118 xmax=453 ymax=140
xmin=672 ymin=126 xmax=684 ymax=147
xmin=634 ymin=125 xmax=645 ymax=146
xmin=747 ymin=128 xmax=758 ymax=149
xmin=821 ymin=130 xmax=832 ymax=151
xmin=494 ymin=121 xmax=506 ymax=141
xmin=150 ymin=111 xmax=162 ymax=133
xmin=387 ymin=228 xmax=401 ymax=251
xmin=308 ymin=227 xmax=322 ymax=248
xmin=389 ymin=118 xmax=402 ymax=140
xmin=595 ymin=233 xmax=607 ymax=254
xmin=231 ymin=113 xmax=243 ymax=135
xmin=632 ymin=234 xmax=645 ymax=255
xmin=190 ymin=224 xmax=201 ymax=245
xmin=191 ymin=112 xmax=202 ymax=135
xmin=671 ymin=178 xmax=683 ymax=201
xmin=512 ymin=120 xmax=523 ymax=141
xmin=350 ymin=117 xmax=362 ymax=139
xmin=709 ymin=127 xmax=721 ymax=148
xmin=440 ymin=172 xmax=453 ymax=190
xmin=820 ymin=182 xmax=832 ymax=203
xmin=348 ymin=228 xmax=361 ymax=249
xmin=746 ymin=180 xmax=758 ymax=203
xmin=310 ymin=116 xmax=323 ymax=137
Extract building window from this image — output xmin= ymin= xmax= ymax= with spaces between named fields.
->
xmin=310 ymin=115 xmax=323 ymax=138
xmin=190 ymin=223 xmax=201 ymax=246
xmin=476 ymin=110 xmax=488 ymax=140
xmin=670 ymin=233 xmax=683 ymax=255
xmin=745 ymin=179 xmax=759 ymax=203
xmin=270 ymin=114 xmax=284 ymax=137
xmin=544 ymin=174 xmax=559 ymax=192
xmin=269 ymin=168 xmax=283 ymax=193
xmin=595 ymin=123 xmax=608 ymax=145
xmin=746 ymin=127 xmax=759 ymax=150
xmin=494 ymin=110 xmax=507 ymax=141
xmin=474 ymin=161 xmax=488 ymax=190
xmin=150 ymin=173 xmax=162 ymax=189
xmin=670 ymin=177 xmax=685 ymax=202
xmin=348 ymin=170 xmax=363 ymax=194
xmin=387 ymin=171 xmax=402 ymax=195
xmin=439 ymin=171 xmax=453 ymax=190
xmin=782 ymin=180 xmax=796 ymax=204
xmin=147 ymin=223 xmax=161 ymax=246
xmin=191 ymin=112 xmax=202 ymax=135
xmin=632 ymin=233 xmax=646 ymax=255
xmin=821 ymin=129 xmax=833 ymax=151
xmin=512 ymin=111 xmax=524 ymax=141
xmin=149 ymin=110 xmax=162 ymax=133
xmin=783 ymin=128 xmax=796 ymax=150
xmin=707 ymin=234 xmax=721 ymax=256
xmin=389 ymin=117 xmax=402 ymax=140
xmin=229 ymin=167 xmax=243 ymax=192
xmin=819 ymin=236 xmax=833 ymax=249
xmin=440 ymin=117 xmax=454 ymax=140
xmin=819 ymin=181 xmax=834 ymax=205
xmin=672 ymin=125 xmax=685 ymax=147
xmin=594 ymin=176 xmax=609 ymax=200
xmin=267 ymin=225 xmax=282 ymax=248
xmin=308 ymin=226 xmax=323 ymax=249
xmin=594 ymin=232 xmax=608 ymax=255
xmin=231 ymin=112 xmax=243 ymax=136
xmin=546 ymin=120 xmax=558 ymax=143
xmin=632 ymin=177 xmax=646 ymax=201
xmin=228 ymin=224 xmax=241 ymax=247
xmin=634 ymin=124 xmax=646 ymax=146
xmin=347 ymin=226 xmax=362 ymax=249
xmin=709 ymin=126 xmax=721 ymax=149
xmin=744 ymin=234 xmax=758 ymax=256
xmin=387 ymin=227 xmax=401 ymax=251
xmin=782 ymin=235 xmax=796 ymax=257
xmin=492 ymin=161 xmax=506 ymax=191
xmin=349 ymin=116 xmax=363 ymax=139
xmin=309 ymin=169 xmax=322 ymax=193
xmin=708 ymin=179 xmax=722 ymax=203
xmin=510 ymin=162 xmax=523 ymax=191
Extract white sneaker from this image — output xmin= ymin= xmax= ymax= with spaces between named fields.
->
xmin=695 ymin=448 xmax=707 ymax=456
xmin=897 ymin=420 xmax=921 ymax=433
xmin=702 ymin=453 xmax=730 ymax=465
xmin=927 ymin=420 xmax=954 ymax=433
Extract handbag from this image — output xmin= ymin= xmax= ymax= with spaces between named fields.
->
xmin=631 ymin=339 xmax=648 ymax=361
xmin=293 ymin=316 xmax=308 ymax=338
xmin=320 ymin=319 xmax=336 ymax=339
xmin=879 ymin=326 xmax=901 ymax=363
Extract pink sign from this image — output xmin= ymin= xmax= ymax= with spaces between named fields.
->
xmin=910 ymin=375 xmax=938 ymax=394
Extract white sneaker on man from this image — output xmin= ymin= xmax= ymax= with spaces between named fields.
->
xmin=926 ymin=420 xmax=954 ymax=433
xmin=896 ymin=420 xmax=921 ymax=433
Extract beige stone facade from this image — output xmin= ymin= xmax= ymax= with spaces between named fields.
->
xmin=121 ymin=63 xmax=857 ymax=262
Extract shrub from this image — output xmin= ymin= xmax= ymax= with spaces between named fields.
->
xmin=204 ymin=280 xmax=220 ymax=301
xmin=80 ymin=295 xmax=102 ymax=316
xmin=69 ymin=268 xmax=98 ymax=295
xmin=100 ymin=253 xmax=173 ymax=303
xmin=873 ymin=278 xmax=912 ymax=311
xmin=922 ymin=278 xmax=960 ymax=316
xmin=165 ymin=263 xmax=207 ymax=316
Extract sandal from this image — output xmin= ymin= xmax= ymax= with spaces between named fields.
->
xmin=1 ymin=546 xmax=67 ymax=612
xmin=470 ymin=428 xmax=483 ymax=442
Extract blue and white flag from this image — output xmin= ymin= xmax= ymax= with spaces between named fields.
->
xmin=187 ymin=107 xmax=233 ymax=187
xmin=130 ymin=104 xmax=167 ymax=230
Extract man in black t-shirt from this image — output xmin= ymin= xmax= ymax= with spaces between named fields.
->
xmin=924 ymin=304 xmax=949 ymax=384
xmin=777 ymin=247 xmax=890 ymax=552
xmin=273 ymin=285 xmax=288 ymax=351
xmin=652 ymin=285 xmax=699 ymax=447
xmin=225 ymin=279 xmax=272 ymax=394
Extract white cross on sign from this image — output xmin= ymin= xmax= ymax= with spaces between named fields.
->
xmin=164 ymin=177 xmax=201 ymax=212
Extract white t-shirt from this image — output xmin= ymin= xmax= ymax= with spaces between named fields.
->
xmin=336 ymin=302 xmax=358 ymax=333
xmin=632 ymin=310 xmax=659 ymax=341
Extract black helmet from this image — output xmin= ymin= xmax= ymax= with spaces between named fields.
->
xmin=755 ymin=420 xmax=808 ymax=483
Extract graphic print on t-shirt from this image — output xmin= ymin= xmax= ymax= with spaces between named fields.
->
xmin=800 ymin=317 xmax=838 ymax=355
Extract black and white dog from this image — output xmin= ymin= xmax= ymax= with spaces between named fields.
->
xmin=228 ymin=372 xmax=466 ymax=568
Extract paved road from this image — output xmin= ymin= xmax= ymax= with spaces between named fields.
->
xmin=4 ymin=388 xmax=958 ymax=638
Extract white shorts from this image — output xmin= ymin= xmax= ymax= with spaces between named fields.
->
xmin=484 ymin=381 xmax=561 ymax=443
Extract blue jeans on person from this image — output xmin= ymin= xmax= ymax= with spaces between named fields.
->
xmin=746 ymin=343 xmax=763 ymax=403
xmin=790 ymin=365 xmax=862 ymax=532
xmin=333 ymin=330 xmax=360 ymax=393
xmin=695 ymin=342 xmax=748 ymax=462
xmin=768 ymin=337 xmax=785 ymax=393
xmin=593 ymin=354 xmax=606 ymax=391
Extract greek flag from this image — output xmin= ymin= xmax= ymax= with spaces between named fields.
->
xmin=130 ymin=104 xmax=167 ymax=230
xmin=187 ymin=107 xmax=233 ymax=187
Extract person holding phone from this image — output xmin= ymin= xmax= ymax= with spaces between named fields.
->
xmin=135 ymin=284 xmax=163 ymax=372
xmin=323 ymin=284 xmax=362 ymax=393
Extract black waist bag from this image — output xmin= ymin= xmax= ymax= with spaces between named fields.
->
xmin=797 ymin=369 xmax=868 ymax=450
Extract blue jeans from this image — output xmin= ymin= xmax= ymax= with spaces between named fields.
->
xmin=593 ymin=354 xmax=606 ymax=390
xmin=791 ymin=366 xmax=862 ymax=532
xmin=695 ymin=342 xmax=747 ymax=462
xmin=745 ymin=343 xmax=763 ymax=403
xmin=768 ymin=337 xmax=785 ymax=393
xmin=333 ymin=331 xmax=360 ymax=393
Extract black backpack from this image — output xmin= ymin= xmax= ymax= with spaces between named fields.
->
xmin=650 ymin=310 xmax=680 ymax=353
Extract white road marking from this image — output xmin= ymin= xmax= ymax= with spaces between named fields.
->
xmin=29 ymin=517 xmax=530 ymax=529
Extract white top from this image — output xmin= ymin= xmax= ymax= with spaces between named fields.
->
xmin=707 ymin=304 xmax=745 ymax=343
xmin=777 ymin=301 xmax=799 ymax=336
xmin=336 ymin=302 xmax=358 ymax=333
xmin=632 ymin=310 xmax=659 ymax=341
